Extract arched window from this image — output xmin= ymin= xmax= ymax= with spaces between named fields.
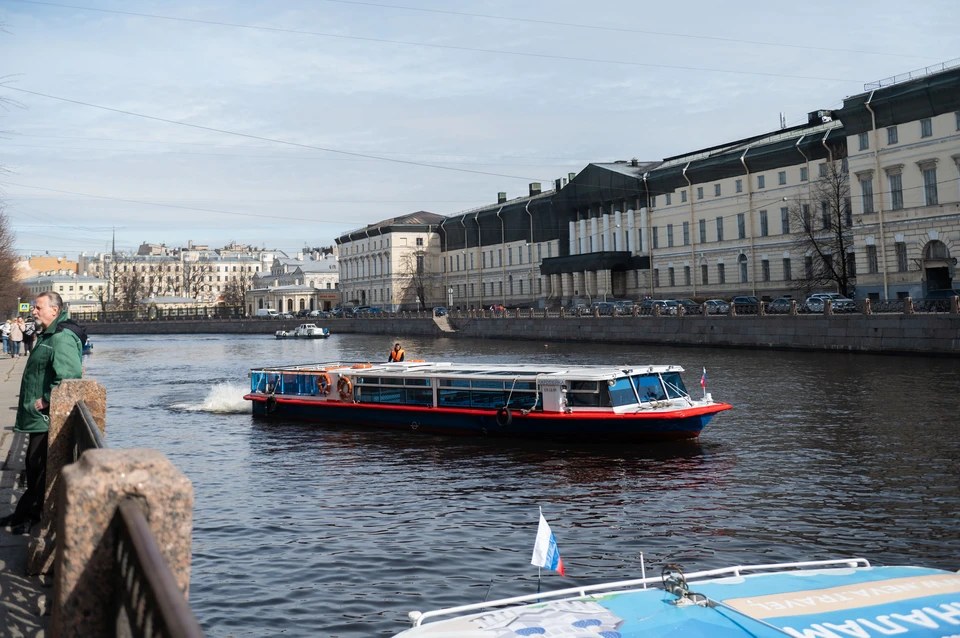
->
xmin=258 ymin=299 xmax=263 ymax=309
xmin=299 ymin=299 xmax=305 ymax=310
xmin=738 ymin=254 xmax=748 ymax=283
xmin=923 ymin=240 xmax=949 ymax=260
xmin=287 ymin=299 xmax=294 ymax=312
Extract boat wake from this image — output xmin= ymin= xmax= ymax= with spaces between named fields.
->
xmin=170 ymin=382 xmax=251 ymax=414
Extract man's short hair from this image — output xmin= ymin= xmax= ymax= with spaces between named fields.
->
xmin=36 ymin=291 xmax=63 ymax=312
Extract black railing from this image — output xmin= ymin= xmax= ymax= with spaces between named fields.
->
xmin=70 ymin=400 xmax=205 ymax=638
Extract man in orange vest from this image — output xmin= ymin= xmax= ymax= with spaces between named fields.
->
xmin=388 ymin=343 xmax=405 ymax=362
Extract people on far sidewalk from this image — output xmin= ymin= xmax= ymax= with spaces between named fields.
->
xmin=0 ymin=292 xmax=84 ymax=535
xmin=9 ymin=317 xmax=23 ymax=358
xmin=1 ymin=319 xmax=10 ymax=356
xmin=22 ymin=317 xmax=36 ymax=356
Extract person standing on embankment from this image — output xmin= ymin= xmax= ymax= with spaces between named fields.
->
xmin=0 ymin=292 xmax=83 ymax=535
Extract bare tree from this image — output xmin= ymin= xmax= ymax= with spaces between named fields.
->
xmin=0 ymin=206 xmax=28 ymax=315
xmin=399 ymin=248 xmax=430 ymax=310
xmin=111 ymin=263 xmax=145 ymax=311
xmin=222 ymin=267 xmax=254 ymax=306
xmin=788 ymin=150 xmax=856 ymax=298
xmin=183 ymin=260 xmax=209 ymax=299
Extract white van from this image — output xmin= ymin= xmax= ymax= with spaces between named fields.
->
xmin=255 ymin=308 xmax=279 ymax=318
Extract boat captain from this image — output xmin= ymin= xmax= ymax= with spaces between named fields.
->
xmin=388 ymin=343 xmax=405 ymax=362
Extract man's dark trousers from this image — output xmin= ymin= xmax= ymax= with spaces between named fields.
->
xmin=12 ymin=432 xmax=47 ymax=524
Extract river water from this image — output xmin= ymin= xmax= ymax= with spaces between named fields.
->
xmin=83 ymin=334 xmax=960 ymax=637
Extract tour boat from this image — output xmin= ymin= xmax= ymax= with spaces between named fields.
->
xmin=394 ymin=558 xmax=960 ymax=637
xmin=274 ymin=324 xmax=330 ymax=339
xmin=244 ymin=361 xmax=731 ymax=440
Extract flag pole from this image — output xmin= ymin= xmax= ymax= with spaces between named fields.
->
xmin=537 ymin=506 xmax=542 ymax=599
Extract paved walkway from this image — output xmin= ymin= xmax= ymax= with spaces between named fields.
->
xmin=0 ymin=355 xmax=49 ymax=637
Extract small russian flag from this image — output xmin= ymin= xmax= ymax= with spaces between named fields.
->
xmin=531 ymin=512 xmax=565 ymax=577
xmin=701 ymin=367 xmax=707 ymax=388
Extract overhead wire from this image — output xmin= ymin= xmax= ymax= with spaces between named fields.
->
xmin=9 ymin=1 xmax=866 ymax=83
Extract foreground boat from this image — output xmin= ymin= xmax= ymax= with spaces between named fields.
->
xmin=244 ymin=361 xmax=731 ymax=441
xmin=395 ymin=559 xmax=960 ymax=637
xmin=275 ymin=323 xmax=330 ymax=339
xmin=82 ymin=340 xmax=93 ymax=355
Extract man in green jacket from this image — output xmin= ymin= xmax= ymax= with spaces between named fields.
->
xmin=1 ymin=292 xmax=83 ymax=534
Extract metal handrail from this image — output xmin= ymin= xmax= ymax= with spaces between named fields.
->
xmin=409 ymin=558 xmax=870 ymax=627
xmin=73 ymin=400 xmax=107 ymax=460
xmin=114 ymin=499 xmax=205 ymax=638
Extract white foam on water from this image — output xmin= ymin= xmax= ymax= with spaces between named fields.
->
xmin=170 ymin=382 xmax=252 ymax=414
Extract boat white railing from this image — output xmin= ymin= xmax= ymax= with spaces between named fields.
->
xmin=407 ymin=558 xmax=870 ymax=627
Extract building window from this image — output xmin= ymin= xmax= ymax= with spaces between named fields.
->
xmin=537 ymin=244 xmax=541 ymax=261
xmin=699 ymin=219 xmax=707 ymax=244
xmin=922 ymin=167 xmax=938 ymax=205
xmin=717 ymin=263 xmax=726 ymax=284
xmin=716 ymin=217 xmax=724 ymax=242
xmin=819 ymin=163 xmax=828 ymax=178
xmin=701 ymin=264 xmax=709 ymax=285
xmin=920 ymin=118 xmax=932 ymax=138
xmin=738 ymin=255 xmax=748 ymax=283
xmin=482 ymin=252 xmax=487 ymax=268
xmin=759 ymin=210 xmax=768 ymax=236
xmin=889 ymin=173 xmax=903 ymax=210
xmin=665 ymin=193 xmax=672 ymax=205
xmin=508 ymin=250 xmax=513 ymax=266
xmin=498 ymin=249 xmax=502 ymax=266
xmin=802 ymin=204 xmax=811 ymax=231
xmin=682 ymin=221 xmax=690 ymax=246
xmin=518 ymin=247 xmax=523 ymax=265
xmin=800 ymin=167 xmax=808 ymax=182
xmin=821 ymin=200 xmax=830 ymax=229
xmin=896 ymin=242 xmax=908 ymax=272
xmin=681 ymin=190 xmax=687 ymax=203
xmin=956 ymin=111 xmax=960 ymax=130
xmin=783 ymin=258 xmax=792 ymax=281
xmin=781 ymin=207 xmax=790 ymax=234
xmin=867 ymin=245 xmax=878 ymax=274
xmin=778 ymin=171 xmax=786 ymax=185
xmin=652 ymin=227 xmax=659 ymax=249
xmin=684 ymin=266 xmax=691 ymax=286
xmin=805 ymin=256 xmax=814 ymax=279
xmin=653 ymin=268 xmax=660 ymax=288
xmin=861 ymin=178 xmax=874 ymax=213
xmin=650 ymin=196 xmax=657 ymax=208
xmin=846 ymin=252 xmax=856 ymax=277
xmin=668 ymin=267 xmax=675 ymax=287
xmin=667 ymin=224 xmax=674 ymax=248
xmin=858 ymin=132 xmax=869 ymax=150
xmin=761 ymin=259 xmax=770 ymax=282
xmin=757 ymin=175 xmax=765 ymax=189
xmin=714 ymin=184 xmax=721 ymax=197
xmin=735 ymin=179 xmax=743 ymax=193
xmin=737 ymin=213 xmax=746 ymax=239
xmin=887 ymin=126 xmax=898 ymax=145
xmin=697 ymin=187 xmax=704 ymax=200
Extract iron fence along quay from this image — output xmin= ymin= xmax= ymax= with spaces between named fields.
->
xmin=72 ymin=400 xmax=205 ymax=638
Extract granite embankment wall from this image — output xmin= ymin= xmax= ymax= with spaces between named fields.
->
xmin=84 ymin=314 xmax=960 ymax=356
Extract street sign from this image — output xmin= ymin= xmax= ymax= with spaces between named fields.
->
xmin=18 ymin=303 xmax=30 ymax=313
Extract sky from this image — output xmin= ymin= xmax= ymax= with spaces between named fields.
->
xmin=0 ymin=0 xmax=956 ymax=258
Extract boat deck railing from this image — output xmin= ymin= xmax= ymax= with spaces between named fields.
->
xmin=407 ymin=558 xmax=871 ymax=627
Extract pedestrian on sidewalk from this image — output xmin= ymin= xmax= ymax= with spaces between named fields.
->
xmin=0 ymin=292 xmax=83 ymax=535
xmin=22 ymin=317 xmax=35 ymax=356
xmin=9 ymin=317 xmax=23 ymax=358
xmin=1 ymin=319 xmax=10 ymax=356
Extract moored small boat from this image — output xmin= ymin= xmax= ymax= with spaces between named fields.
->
xmin=82 ymin=340 xmax=93 ymax=355
xmin=244 ymin=361 xmax=731 ymax=441
xmin=274 ymin=324 xmax=330 ymax=339
xmin=394 ymin=558 xmax=960 ymax=637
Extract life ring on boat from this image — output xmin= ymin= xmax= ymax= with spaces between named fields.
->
xmin=351 ymin=363 xmax=373 ymax=369
xmin=495 ymin=406 xmax=512 ymax=427
xmin=317 ymin=372 xmax=332 ymax=395
xmin=409 ymin=359 xmax=425 ymax=363
xmin=338 ymin=376 xmax=353 ymax=400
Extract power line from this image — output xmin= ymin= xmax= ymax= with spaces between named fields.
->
xmin=3 ymin=87 xmax=551 ymax=183
xmin=320 ymin=0 xmax=934 ymax=61
xmin=10 ymin=1 xmax=865 ymax=83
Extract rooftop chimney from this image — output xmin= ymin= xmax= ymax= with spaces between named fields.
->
xmin=529 ymin=182 xmax=541 ymax=196
xmin=568 ymin=172 xmax=576 ymax=182
xmin=497 ymin=192 xmax=507 ymax=204
xmin=631 ymin=158 xmax=639 ymax=167
xmin=555 ymin=178 xmax=562 ymax=191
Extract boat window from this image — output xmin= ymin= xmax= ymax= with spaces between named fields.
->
xmin=440 ymin=378 xmax=470 ymax=388
xmin=438 ymin=389 xmax=472 ymax=407
xmin=566 ymin=381 xmax=602 ymax=407
xmin=660 ymin=372 xmax=688 ymax=399
xmin=404 ymin=378 xmax=431 ymax=387
xmin=506 ymin=380 xmax=537 ymax=391
xmin=632 ymin=374 xmax=667 ymax=402
xmin=473 ymin=380 xmax=505 ymax=390
xmin=471 ymin=390 xmax=507 ymax=408
xmin=356 ymin=386 xmax=379 ymax=403
xmin=608 ymin=377 xmax=638 ymax=407
xmin=378 ymin=387 xmax=404 ymax=404
xmin=356 ymin=376 xmax=378 ymax=385
xmin=379 ymin=377 xmax=404 ymax=386
xmin=404 ymin=388 xmax=433 ymax=406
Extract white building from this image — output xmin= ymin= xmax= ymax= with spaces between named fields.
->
xmin=20 ymin=274 xmax=109 ymax=312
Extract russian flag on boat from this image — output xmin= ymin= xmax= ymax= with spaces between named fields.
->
xmin=531 ymin=512 xmax=565 ymax=577
xmin=701 ymin=368 xmax=707 ymax=388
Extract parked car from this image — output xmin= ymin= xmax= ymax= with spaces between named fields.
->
xmin=806 ymin=293 xmax=856 ymax=313
xmin=590 ymin=301 xmax=617 ymax=315
xmin=613 ymin=300 xmax=635 ymax=314
xmin=921 ymin=288 xmax=960 ymax=311
xmin=638 ymin=299 xmax=670 ymax=315
xmin=308 ymin=310 xmax=331 ymax=318
xmin=676 ymin=299 xmax=701 ymax=315
xmin=433 ymin=306 xmax=448 ymax=317
xmin=731 ymin=296 xmax=760 ymax=314
xmin=660 ymin=300 xmax=680 ymax=315
xmin=704 ymin=299 xmax=730 ymax=315
xmin=766 ymin=298 xmax=793 ymax=313
xmin=278 ymin=312 xmax=295 ymax=319
xmin=296 ymin=308 xmax=311 ymax=318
